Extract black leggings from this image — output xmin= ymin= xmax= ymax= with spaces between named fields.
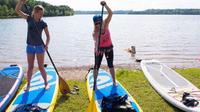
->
xmin=94 ymin=49 xmax=114 ymax=69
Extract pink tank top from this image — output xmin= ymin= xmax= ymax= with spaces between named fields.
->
xmin=95 ymin=28 xmax=113 ymax=48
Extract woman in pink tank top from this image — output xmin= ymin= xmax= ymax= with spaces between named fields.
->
xmin=92 ymin=1 xmax=116 ymax=90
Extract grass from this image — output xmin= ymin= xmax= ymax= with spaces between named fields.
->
xmin=18 ymin=68 xmax=200 ymax=112
xmin=54 ymin=81 xmax=89 ymax=112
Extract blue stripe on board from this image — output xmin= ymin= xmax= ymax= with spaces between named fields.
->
xmin=29 ymin=71 xmax=56 ymax=88
xmin=0 ymin=66 xmax=19 ymax=78
xmin=89 ymin=71 xmax=113 ymax=86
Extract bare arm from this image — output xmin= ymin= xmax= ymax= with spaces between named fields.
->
xmin=15 ymin=0 xmax=29 ymax=19
xmin=101 ymin=1 xmax=112 ymax=29
xmin=44 ymin=27 xmax=50 ymax=48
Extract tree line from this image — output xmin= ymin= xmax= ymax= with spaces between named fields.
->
xmin=128 ymin=9 xmax=200 ymax=15
xmin=75 ymin=9 xmax=200 ymax=15
xmin=0 ymin=0 xmax=74 ymax=18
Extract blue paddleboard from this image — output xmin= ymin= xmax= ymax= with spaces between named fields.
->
xmin=86 ymin=69 xmax=143 ymax=112
xmin=0 ymin=65 xmax=23 ymax=111
xmin=6 ymin=66 xmax=59 ymax=112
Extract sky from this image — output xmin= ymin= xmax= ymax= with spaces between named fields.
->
xmin=39 ymin=0 xmax=200 ymax=11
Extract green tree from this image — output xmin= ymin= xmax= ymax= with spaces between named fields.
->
xmin=0 ymin=0 xmax=74 ymax=18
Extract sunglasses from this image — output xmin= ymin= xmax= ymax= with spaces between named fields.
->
xmin=94 ymin=21 xmax=102 ymax=25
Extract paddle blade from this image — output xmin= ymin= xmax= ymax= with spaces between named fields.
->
xmin=59 ymin=76 xmax=71 ymax=94
xmin=87 ymin=91 xmax=98 ymax=112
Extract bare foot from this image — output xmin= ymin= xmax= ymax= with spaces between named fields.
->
xmin=24 ymin=86 xmax=30 ymax=91
xmin=93 ymin=86 xmax=98 ymax=91
xmin=45 ymin=84 xmax=50 ymax=90
xmin=113 ymin=83 xmax=118 ymax=87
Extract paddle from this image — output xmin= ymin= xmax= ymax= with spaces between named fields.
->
xmin=93 ymin=2 xmax=104 ymax=90
xmin=24 ymin=4 xmax=71 ymax=94
xmin=87 ymin=5 xmax=105 ymax=112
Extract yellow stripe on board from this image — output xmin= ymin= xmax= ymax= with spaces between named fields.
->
xmin=86 ymin=75 xmax=101 ymax=112
xmin=86 ymin=75 xmax=99 ymax=112
xmin=86 ymin=81 xmax=93 ymax=101
xmin=87 ymin=91 xmax=98 ymax=112
xmin=48 ymin=74 xmax=59 ymax=112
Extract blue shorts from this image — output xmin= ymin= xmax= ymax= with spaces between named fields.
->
xmin=26 ymin=45 xmax=45 ymax=54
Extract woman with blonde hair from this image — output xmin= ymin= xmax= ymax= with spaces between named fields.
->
xmin=15 ymin=0 xmax=50 ymax=90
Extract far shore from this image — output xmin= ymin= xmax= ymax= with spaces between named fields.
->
xmin=22 ymin=64 xmax=140 ymax=81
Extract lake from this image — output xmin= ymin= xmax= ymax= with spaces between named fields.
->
xmin=0 ymin=15 xmax=200 ymax=68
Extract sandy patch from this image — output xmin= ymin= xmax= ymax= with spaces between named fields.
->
xmin=22 ymin=63 xmax=140 ymax=81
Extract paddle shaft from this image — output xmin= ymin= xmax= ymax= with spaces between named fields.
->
xmin=93 ymin=5 xmax=104 ymax=91
xmin=97 ymin=6 xmax=104 ymax=52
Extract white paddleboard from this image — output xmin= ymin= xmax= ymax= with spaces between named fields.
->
xmin=141 ymin=60 xmax=200 ymax=112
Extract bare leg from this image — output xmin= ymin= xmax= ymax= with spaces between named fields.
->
xmin=36 ymin=53 xmax=49 ymax=90
xmin=109 ymin=67 xmax=117 ymax=85
xmin=93 ymin=52 xmax=103 ymax=91
xmin=25 ymin=54 xmax=35 ymax=91
xmin=93 ymin=68 xmax=98 ymax=90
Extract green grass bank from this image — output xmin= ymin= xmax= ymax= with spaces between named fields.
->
xmin=19 ymin=68 xmax=200 ymax=112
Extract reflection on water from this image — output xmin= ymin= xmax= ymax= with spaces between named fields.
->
xmin=0 ymin=15 xmax=200 ymax=68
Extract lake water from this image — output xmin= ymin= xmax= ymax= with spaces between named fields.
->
xmin=0 ymin=15 xmax=200 ymax=68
